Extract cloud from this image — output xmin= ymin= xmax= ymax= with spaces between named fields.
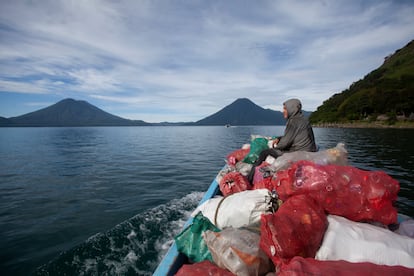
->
xmin=0 ymin=0 xmax=413 ymax=121
xmin=0 ymin=80 xmax=48 ymax=94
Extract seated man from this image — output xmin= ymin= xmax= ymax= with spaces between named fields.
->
xmin=248 ymin=98 xmax=317 ymax=183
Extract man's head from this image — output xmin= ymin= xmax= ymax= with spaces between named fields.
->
xmin=283 ymin=99 xmax=302 ymax=119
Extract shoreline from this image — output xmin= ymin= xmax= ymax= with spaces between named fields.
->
xmin=313 ymin=122 xmax=414 ymax=129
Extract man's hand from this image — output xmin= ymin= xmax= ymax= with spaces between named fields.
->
xmin=272 ymin=138 xmax=280 ymax=148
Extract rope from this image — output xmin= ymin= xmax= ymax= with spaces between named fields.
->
xmin=214 ymin=196 xmax=228 ymax=226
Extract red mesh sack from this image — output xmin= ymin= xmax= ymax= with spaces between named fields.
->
xmin=273 ymin=160 xmax=399 ymax=225
xmin=278 ymin=256 xmax=414 ymax=276
xmin=253 ymin=175 xmax=273 ymax=191
xmin=226 ymin=148 xmax=250 ymax=166
xmin=175 ymin=260 xmax=235 ymax=276
xmin=260 ymin=194 xmax=327 ymax=268
xmin=219 ymin=171 xmax=251 ymax=196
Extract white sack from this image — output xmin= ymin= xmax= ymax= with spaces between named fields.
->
xmin=316 ymin=215 xmax=414 ymax=268
xmin=191 ymin=189 xmax=273 ymax=229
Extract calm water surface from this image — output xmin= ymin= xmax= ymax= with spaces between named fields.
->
xmin=0 ymin=126 xmax=413 ymax=275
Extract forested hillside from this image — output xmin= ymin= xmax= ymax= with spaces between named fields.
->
xmin=310 ymin=40 xmax=414 ymax=124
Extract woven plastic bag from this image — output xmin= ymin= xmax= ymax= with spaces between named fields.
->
xmin=203 ymin=227 xmax=272 ymax=276
xmin=242 ymin=137 xmax=269 ymax=164
xmin=175 ymin=212 xmax=220 ymax=262
xmin=316 ymin=215 xmax=414 ymax=268
xmin=267 ymin=143 xmax=348 ymax=172
xmin=191 ymin=189 xmax=275 ymax=229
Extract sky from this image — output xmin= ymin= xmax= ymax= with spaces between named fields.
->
xmin=0 ymin=0 xmax=413 ymax=123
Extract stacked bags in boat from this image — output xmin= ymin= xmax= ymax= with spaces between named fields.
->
xmin=174 ymin=138 xmax=414 ymax=275
xmin=218 ymin=140 xmax=349 ymax=196
xmin=176 ymin=189 xmax=278 ymax=275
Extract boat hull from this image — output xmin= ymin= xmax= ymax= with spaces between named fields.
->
xmin=152 ymin=176 xmax=220 ymax=276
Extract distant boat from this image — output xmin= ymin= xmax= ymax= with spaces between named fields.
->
xmin=225 ymin=124 xmax=231 ymax=128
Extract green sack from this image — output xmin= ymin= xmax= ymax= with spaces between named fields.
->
xmin=174 ymin=212 xmax=220 ymax=262
xmin=242 ymin=137 xmax=269 ymax=164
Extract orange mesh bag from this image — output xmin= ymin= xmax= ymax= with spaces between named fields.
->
xmin=260 ymin=194 xmax=327 ymax=268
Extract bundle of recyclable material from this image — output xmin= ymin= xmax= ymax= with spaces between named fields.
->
xmin=315 ymin=215 xmax=414 ymax=268
xmin=175 ymin=260 xmax=235 ymax=276
xmin=242 ymin=137 xmax=270 ymax=164
xmin=216 ymin=166 xmax=234 ymax=185
xmin=252 ymin=162 xmax=273 ymax=186
xmin=174 ymin=212 xmax=220 ymax=263
xmin=235 ymin=161 xmax=253 ymax=177
xmin=260 ymin=194 xmax=328 ymax=268
xmin=266 ymin=143 xmax=348 ymax=172
xmin=216 ymin=162 xmax=253 ymax=187
xmin=219 ymin=171 xmax=251 ymax=196
xmin=224 ymin=142 xmax=349 ymax=191
xmin=203 ymin=227 xmax=271 ymax=276
xmin=272 ymin=160 xmax=400 ymax=225
xmin=191 ymin=189 xmax=276 ymax=229
xmin=226 ymin=147 xmax=250 ymax=166
xmin=278 ymin=256 xmax=414 ymax=276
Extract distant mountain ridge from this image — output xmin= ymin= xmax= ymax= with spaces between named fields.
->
xmin=1 ymin=98 xmax=150 ymax=127
xmin=0 ymin=98 xmax=307 ymax=127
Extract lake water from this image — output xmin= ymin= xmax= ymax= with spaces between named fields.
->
xmin=1 ymin=126 xmax=413 ymax=275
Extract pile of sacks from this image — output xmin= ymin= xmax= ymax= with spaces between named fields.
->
xmin=174 ymin=137 xmax=414 ymax=275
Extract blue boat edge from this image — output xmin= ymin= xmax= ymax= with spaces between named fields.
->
xmin=152 ymin=169 xmax=222 ymax=276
